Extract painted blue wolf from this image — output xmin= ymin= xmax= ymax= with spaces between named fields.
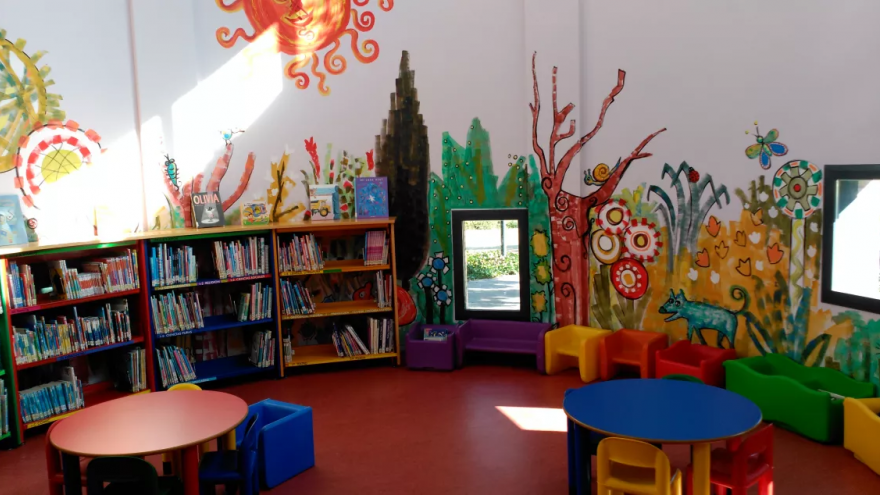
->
xmin=658 ymin=286 xmax=749 ymax=348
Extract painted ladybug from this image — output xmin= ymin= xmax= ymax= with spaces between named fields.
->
xmin=688 ymin=167 xmax=700 ymax=183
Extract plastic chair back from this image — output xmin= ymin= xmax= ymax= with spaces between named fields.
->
xmin=240 ymin=414 xmax=260 ymax=495
xmin=597 ymin=437 xmax=680 ymax=495
xmin=86 ymin=457 xmax=160 ymax=495
xmin=662 ymin=374 xmax=704 ymax=384
xmin=731 ymin=424 xmax=774 ymax=481
xmin=167 ymin=383 xmax=202 ymax=391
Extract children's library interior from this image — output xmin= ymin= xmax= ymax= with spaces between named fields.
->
xmin=2 ymin=1 xmax=880 ymax=494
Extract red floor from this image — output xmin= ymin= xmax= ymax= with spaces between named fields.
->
xmin=2 ymin=362 xmax=879 ymax=494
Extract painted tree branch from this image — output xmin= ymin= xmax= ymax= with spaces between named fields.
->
xmin=584 ymin=127 xmax=666 ymax=209
xmin=529 ymin=53 xmax=549 ymax=177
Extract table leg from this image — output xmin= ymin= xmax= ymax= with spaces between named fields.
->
xmin=181 ymin=445 xmax=201 ymax=495
xmin=567 ymin=419 xmax=576 ymax=495
xmin=60 ymin=453 xmax=81 ymax=495
xmin=692 ymin=442 xmax=711 ymax=495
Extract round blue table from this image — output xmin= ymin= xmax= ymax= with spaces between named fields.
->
xmin=563 ymin=379 xmax=762 ymax=495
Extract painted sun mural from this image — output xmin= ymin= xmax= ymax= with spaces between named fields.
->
xmin=215 ymin=0 xmax=394 ymax=96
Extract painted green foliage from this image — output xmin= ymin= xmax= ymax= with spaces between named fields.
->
xmin=300 ymin=138 xmax=372 ymax=219
xmin=409 ymin=118 xmax=552 ymax=325
xmin=833 ymin=311 xmax=880 ymax=389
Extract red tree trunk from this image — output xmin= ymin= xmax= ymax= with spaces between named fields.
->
xmin=547 ymin=195 xmax=586 ymax=327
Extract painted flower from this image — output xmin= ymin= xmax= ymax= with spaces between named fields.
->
xmin=611 ymin=259 xmax=649 ymax=299
xmin=768 ymin=206 xmax=779 ymax=219
xmin=531 ymin=230 xmax=549 ymax=258
xmin=433 ymin=284 xmax=452 ymax=306
xmin=340 ymin=204 xmax=349 ymax=212
xmin=532 ymin=291 xmax=547 ymax=313
xmin=343 ymin=180 xmax=353 ymax=190
xmin=417 ymin=272 xmax=436 ymax=289
xmin=623 ymin=219 xmax=662 ymax=263
xmin=430 ymin=252 xmax=450 ymax=274
xmin=772 ymin=160 xmax=823 ymax=219
xmin=366 ymin=149 xmax=375 ymax=171
xmin=534 ymin=260 xmax=552 ymax=285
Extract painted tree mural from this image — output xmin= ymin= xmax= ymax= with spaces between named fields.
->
xmin=529 ymin=52 xmax=665 ymax=326
xmin=376 ymin=50 xmax=429 ymax=291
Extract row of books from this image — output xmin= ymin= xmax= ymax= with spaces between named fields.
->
xmin=375 ymin=271 xmax=393 ymax=308
xmin=7 ymin=262 xmax=36 ymax=308
xmin=329 ymin=318 xmax=395 ymax=357
xmin=277 ymin=234 xmax=324 ymax=272
xmin=150 ymin=244 xmax=197 ymax=287
xmin=0 ymin=379 xmax=9 ymax=435
xmin=280 ymin=280 xmax=316 ymax=316
xmin=12 ymin=303 xmax=133 ymax=364
xmin=212 ymin=237 xmax=270 ymax=279
xmin=151 ymin=291 xmax=205 ymax=335
xmin=282 ymin=334 xmax=294 ymax=366
xmin=368 ymin=317 xmax=396 ymax=354
xmin=18 ymin=368 xmax=83 ymax=423
xmin=364 ymin=230 xmax=389 ymax=266
xmin=235 ymin=283 xmax=273 ymax=321
xmin=123 ymin=348 xmax=148 ymax=393
xmin=157 ymin=345 xmax=197 ymax=388
xmin=249 ymin=330 xmax=275 ymax=368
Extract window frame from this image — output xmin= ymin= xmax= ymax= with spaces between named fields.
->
xmin=820 ymin=164 xmax=880 ymax=313
xmin=451 ymin=208 xmax=531 ymax=322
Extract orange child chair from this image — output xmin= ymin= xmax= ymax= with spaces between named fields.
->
xmin=597 ymin=437 xmax=682 ymax=495
xmin=162 ymin=383 xmax=237 ymax=475
xmin=598 ymin=329 xmax=669 ymax=380
xmin=686 ymin=423 xmax=774 ymax=495
xmin=545 ymin=325 xmax=611 ymax=382
xmin=46 ymin=421 xmax=90 ymax=495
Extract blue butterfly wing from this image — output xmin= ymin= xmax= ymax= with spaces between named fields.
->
xmin=760 ymin=149 xmax=771 ymax=169
xmin=768 ymin=142 xmax=788 ymax=156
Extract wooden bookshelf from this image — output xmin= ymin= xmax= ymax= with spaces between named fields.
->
xmin=24 ymin=387 xmax=151 ymax=430
xmin=281 ymin=300 xmax=394 ymax=320
xmin=152 ymin=273 xmax=272 ymax=291
xmin=8 ymin=288 xmax=141 ymax=315
xmin=279 ymin=259 xmax=390 ymax=276
xmin=15 ymin=336 xmax=145 ymax=371
xmin=286 ymin=343 xmax=398 ymax=367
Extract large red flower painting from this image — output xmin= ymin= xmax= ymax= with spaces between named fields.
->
xmin=215 ymin=0 xmax=393 ymax=95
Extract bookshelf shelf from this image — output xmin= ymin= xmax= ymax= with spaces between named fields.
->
xmin=279 ymin=259 xmax=390 ymax=277
xmin=282 ymin=300 xmax=393 ymax=320
xmin=8 ymin=288 xmax=141 ymax=315
xmin=152 ymin=273 xmax=272 ymax=291
xmin=188 ymin=355 xmax=272 ymax=385
xmin=154 ymin=316 xmax=274 ymax=339
xmin=286 ymin=344 xmax=398 ymax=367
xmin=24 ymin=388 xmax=151 ymax=430
xmin=15 ymin=336 xmax=145 ymax=371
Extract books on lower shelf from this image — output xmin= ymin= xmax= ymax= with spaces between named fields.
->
xmin=12 ymin=302 xmax=133 ymax=364
xmin=235 ymin=283 xmax=273 ymax=321
xmin=249 ymin=330 xmax=275 ymax=368
xmin=364 ymin=230 xmax=389 ymax=266
xmin=1 ymin=379 xmax=9 ymax=435
xmin=123 ymin=348 xmax=147 ymax=393
xmin=150 ymin=243 xmax=197 ymax=287
xmin=330 ymin=319 xmax=395 ymax=357
xmin=18 ymin=367 xmax=83 ymax=423
xmin=7 ymin=261 xmax=36 ymax=308
xmin=282 ymin=332 xmax=294 ymax=366
xmin=157 ymin=345 xmax=197 ymax=388
xmin=278 ymin=233 xmax=324 ymax=272
xmin=212 ymin=236 xmax=269 ymax=279
xmin=280 ymin=280 xmax=315 ymax=316
xmin=375 ymin=271 xmax=392 ymax=308
xmin=151 ymin=291 xmax=204 ymax=335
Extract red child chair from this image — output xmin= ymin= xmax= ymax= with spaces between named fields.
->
xmin=686 ymin=423 xmax=774 ymax=495
xmin=655 ymin=340 xmax=737 ymax=387
xmin=598 ymin=329 xmax=669 ymax=380
xmin=46 ymin=421 xmax=90 ymax=495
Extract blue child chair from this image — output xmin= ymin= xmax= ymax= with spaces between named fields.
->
xmin=234 ymin=399 xmax=315 ymax=489
xmin=199 ymin=414 xmax=259 ymax=495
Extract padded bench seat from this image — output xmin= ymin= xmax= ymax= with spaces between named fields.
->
xmin=455 ymin=319 xmax=553 ymax=372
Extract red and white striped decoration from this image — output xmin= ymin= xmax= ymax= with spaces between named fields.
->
xmin=623 ymin=218 xmax=662 ymax=262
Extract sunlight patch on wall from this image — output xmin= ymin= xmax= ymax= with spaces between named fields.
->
xmin=495 ymin=406 xmax=567 ymax=432
xmin=171 ymin=24 xmax=282 ymax=179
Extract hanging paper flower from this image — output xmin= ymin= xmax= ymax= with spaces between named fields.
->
xmin=596 ymin=199 xmax=631 ymax=235
xmin=433 ymin=284 xmax=452 ymax=306
xmin=590 ymin=229 xmax=623 ymax=265
xmin=611 ymin=258 xmax=649 ymax=299
xmin=623 ymin=219 xmax=662 ymax=262
xmin=772 ymin=160 xmax=823 ymax=219
xmin=429 ymin=252 xmax=450 ymax=274
xmin=417 ymin=272 xmax=436 ymax=290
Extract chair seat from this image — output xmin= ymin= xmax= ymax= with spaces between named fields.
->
xmin=466 ymin=338 xmax=535 ymax=354
xmin=103 ymin=476 xmax=183 ymax=495
xmin=612 ymin=349 xmax=641 ymax=366
xmin=607 ymin=462 xmax=675 ymax=491
xmin=556 ymin=344 xmax=579 ymax=358
xmin=710 ymin=448 xmax=771 ymax=484
xmin=199 ymin=451 xmax=244 ymax=483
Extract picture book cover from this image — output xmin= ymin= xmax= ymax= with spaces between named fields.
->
xmin=309 ymin=184 xmax=339 ymax=221
xmin=0 ymin=195 xmax=28 ymax=246
xmin=191 ymin=191 xmax=225 ymax=228
xmin=240 ymin=201 xmax=270 ymax=225
xmin=355 ymin=177 xmax=389 ymax=219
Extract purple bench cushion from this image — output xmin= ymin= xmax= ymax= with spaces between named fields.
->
xmin=466 ymin=337 xmax=536 ymax=354
xmin=456 ymin=319 xmax=552 ymax=372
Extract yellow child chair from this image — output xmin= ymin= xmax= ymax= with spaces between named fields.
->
xmin=545 ymin=325 xmax=611 ymax=383
xmin=162 ymin=383 xmax=237 ymax=475
xmin=597 ymin=437 xmax=682 ymax=495
xmin=844 ymin=397 xmax=880 ymax=476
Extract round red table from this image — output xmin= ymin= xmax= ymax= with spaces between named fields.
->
xmin=50 ymin=390 xmax=248 ymax=495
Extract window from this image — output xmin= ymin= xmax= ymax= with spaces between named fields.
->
xmin=821 ymin=164 xmax=880 ymax=313
xmin=451 ymin=209 xmax=530 ymax=321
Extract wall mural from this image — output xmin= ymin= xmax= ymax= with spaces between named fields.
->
xmin=215 ymin=0 xmax=394 ymax=96
xmin=529 ymin=52 xmax=666 ymax=327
